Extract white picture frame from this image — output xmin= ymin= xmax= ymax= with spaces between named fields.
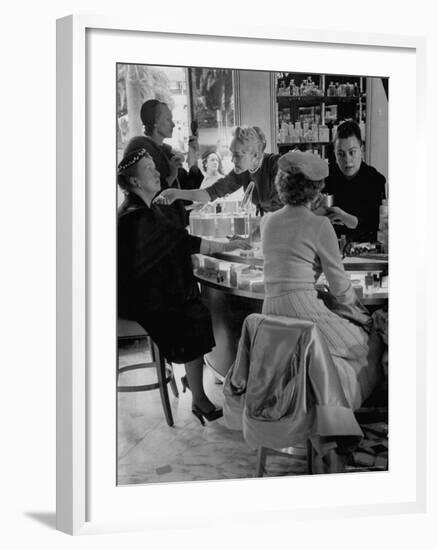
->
xmin=56 ymin=14 xmax=427 ymax=535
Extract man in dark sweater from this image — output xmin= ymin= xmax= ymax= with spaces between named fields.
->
xmin=324 ymin=120 xmax=386 ymax=242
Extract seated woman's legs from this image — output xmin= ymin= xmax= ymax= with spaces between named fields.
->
xmin=184 ymin=356 xmax=217 ymax=413
xmin=184 ymin=357 xmax=223 ymax=425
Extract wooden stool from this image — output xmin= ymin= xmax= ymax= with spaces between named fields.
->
xmin=117 ymin=318 xmax=179 ymax=427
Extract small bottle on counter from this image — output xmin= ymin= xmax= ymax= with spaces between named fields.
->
xmin=373 ymin=273 xmax=381 ymax=288
xmin=229 ymin=264 xmax=238 ymax=287
xmin=365 ymin=272 xmax=374 ymax=295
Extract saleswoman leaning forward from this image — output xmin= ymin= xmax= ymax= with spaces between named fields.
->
xmin=155 ymin=126 xmax=283 ymax=215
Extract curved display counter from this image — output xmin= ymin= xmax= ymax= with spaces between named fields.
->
xmin=195 ymin=270 xmax=388 ymax=307
xmin=211 ymin=249 xmax=389 ymax=273
xmin=195 ymin=251 xmax=388 ymax=378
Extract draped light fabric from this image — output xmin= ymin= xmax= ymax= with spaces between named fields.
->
xmin=223 ymin=314 xmax=363 ymax=455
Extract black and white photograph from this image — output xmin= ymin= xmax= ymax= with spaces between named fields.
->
xmin=2 ymin=0 xmax=435 ymax=543
xmin=116 ymin=63 xmax=389 ymax=485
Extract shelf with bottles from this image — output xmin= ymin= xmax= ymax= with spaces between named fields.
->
xmin=277 ymin=141 xmax=330 ymax=147
xmin=276 ymin=72 xmax=365 ymax=100
xmin=277 ymin=95 xmax=364 ymax=107
xmin=277 ymin=120 xmax=366 ymax=146
xmin=325 ymin=74 xmax=366 ymax=96
xmin=275 ymin=73 xmax=366 ymax=154
xmin=277 ymin=73 xmax=324 ymax=98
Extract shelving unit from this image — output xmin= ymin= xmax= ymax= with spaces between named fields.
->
xmin=274 ymin=73 xmax=367 ymax=160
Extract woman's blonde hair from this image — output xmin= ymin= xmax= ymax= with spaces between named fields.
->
xmin=233 ymin=126 xmax=267 ymax=156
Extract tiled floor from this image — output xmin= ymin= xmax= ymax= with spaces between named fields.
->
xmin=117 ymin=339 xmax=307 ymax=485
xmin=117 ymin=339 xmax=388 ymax=486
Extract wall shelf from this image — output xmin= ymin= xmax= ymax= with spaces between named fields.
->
xmin=275 ymin=72 xmax=366 ymax=158
xmin=277 ymin=95 xmax=364 ymax=105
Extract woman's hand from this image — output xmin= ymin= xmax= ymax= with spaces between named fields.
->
xmin=224 ymin=238 xmax=252 ymax=251
xmin=326 ymin=206 xmax=346 ymax=224
xmin=153 ymin=188 xmax=180 ymax=205
xmin=327 ymin=207 xmax=358 ymax=229
xmin=154 ymin=188 xmax=209 ymax=205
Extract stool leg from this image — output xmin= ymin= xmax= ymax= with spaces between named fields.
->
xmin=255 ymin=447 xmax=267 ymax=477
xmin=152 ymin=340 xmax=174 ymax=427
xmin=169 ymin=365 xmax=179 ymax=398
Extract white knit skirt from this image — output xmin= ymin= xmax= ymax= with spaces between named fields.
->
xmin=262 ymin=289 xmax=382 ymax=409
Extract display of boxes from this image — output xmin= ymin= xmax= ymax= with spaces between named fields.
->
xmin=203 ymin=256 xmax=220 ymax=277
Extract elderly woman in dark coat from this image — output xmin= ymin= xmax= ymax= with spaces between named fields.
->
xmin=117 ymin=147 xmax=249 ymax=424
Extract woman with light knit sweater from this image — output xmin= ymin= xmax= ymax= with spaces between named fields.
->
xmin=261 ymin=151 xmax=382 ymax=415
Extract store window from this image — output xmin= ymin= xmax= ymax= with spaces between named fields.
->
xmin=116 ymin=64 xmax=190 ymax=162
xmin=189 ymin=68 xmax=236 ymax=174
xmin=117 ymin=64 xmax=237 ymax=177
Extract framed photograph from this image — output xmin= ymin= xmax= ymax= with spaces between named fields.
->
xmin=56 ymin=14 xmax=427 ymax=535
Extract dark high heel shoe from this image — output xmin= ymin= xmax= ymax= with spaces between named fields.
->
xmin=181 ymin=375 xmax=190 ymax=393
xmin=192 ymin=404 xmax=223 ymax=426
